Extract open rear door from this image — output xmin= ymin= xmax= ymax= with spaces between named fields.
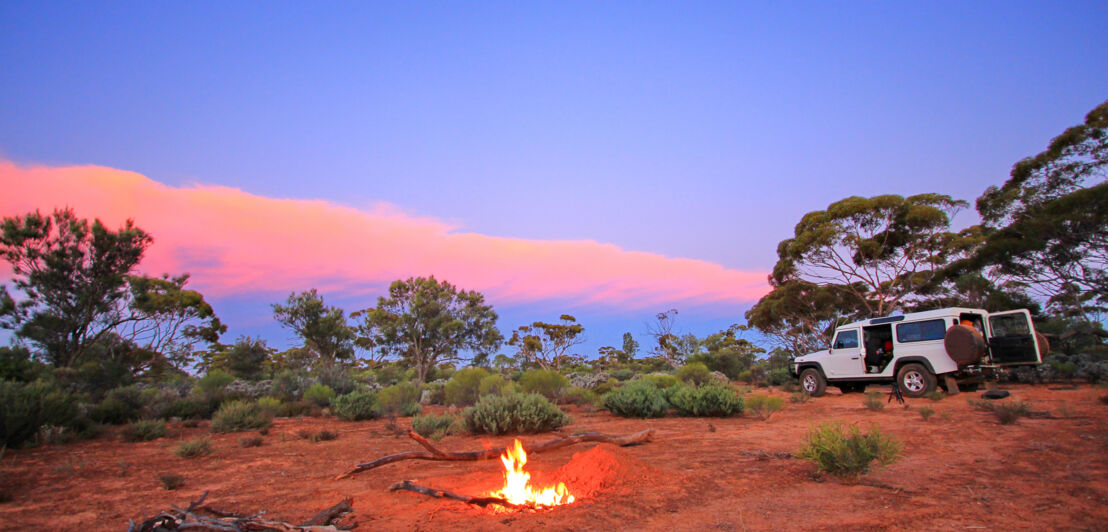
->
xmin=986 ymin=310 xmax=1042 ymax=365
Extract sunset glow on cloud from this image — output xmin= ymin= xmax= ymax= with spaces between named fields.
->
xmin=1 ymin=160 xmax=768 ymax=309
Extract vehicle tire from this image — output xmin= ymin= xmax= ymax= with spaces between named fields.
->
xmin=944 ymin=325 xmax=987 ymax=366
xmin=799 ymin=368 xmax=827 ymax=397
xmin=896 ymin=363 xmax=936 ymax=398
xmin=1035 ymin=332 xmax=1050 ymax=357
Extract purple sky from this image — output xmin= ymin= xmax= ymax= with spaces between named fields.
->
xmin=1 ymin=2 xmax=1106 ymax=359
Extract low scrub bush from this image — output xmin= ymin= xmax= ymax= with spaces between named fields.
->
xmin=863 ymin=391 xmax=885 ymax=411
xmin=478 ymin=374 xmax=512 ymax=397
xmin=780 ymin=379 xmax=800 ymax=393
xmin=594 ymin=377 xmax=621 ymax=395
xmin=925 ymin=390 xmax=946 ymax=402
xmin=611 ymin=369 xmax=636 ymax=381
xmin=745 ymin=394 xmax=784 ymax=419
xmin=1 ymin=380 xmax=80 ymax=448
xmin=640 ymin=374 xmax=679 ymax=390
xmin=669 ymin=384 xmax=743 ymax=417
xmin=444 ymin=368 xmax=491 ymax=406
xmin=767 ymin=368 xmax=791 ymax=386
xmin=255 ymin=396 xmax=282 ymax=415
xmin=162 ymin=398 xmax=211 ymax=420
xmin=559 ymin=387 xmax=597 ymax=406
xmin=332 ymin=391 xmax=377 ymax=421
xmin=277 ymin=400 xmax=321 ymax=418
xmin=973 ymin=400 xmax=1032 ymax=425
xmin=175 ymin=437 xmax=212 ymax=458
xmin=412 ymin=413 xmax=457 ymax=440
xmin=790 ymin=391 xmax=811 ymax=404
xmin=158 ymin=473 xmax=185 ymax=490
xmin=602 ymin=380 xmax=670 ymax=418
xmin=375 ymin=382 xmax=422 ymax=417
xmin=301 ymin=429 xmax=338 ymax=443
xmin=211 ymin=401 xmax=273 ymax=433
xmin=676 ymin=363 xmax=713 ymax=386
xmin=462 ymin=392 xmax=570 ymax=435
xmin=197 ymin=370 xmax=234 ymax=397
xmin=1099 ymin=394 xmax=1108 ymax=405
xmin=239 ymin=435 xmax=263 ymax=447
xmin=797 ymin=422 xmax=901 ymax=479
xmin=303 ymin=384 xmax=336 ymax=407
xmin=122 ymin=420 xmax=167 ymax=442
xmin=918 ymin=406 xmax=935 ymax=421
xmin=518 ymin=370 xmax=569 ymax=401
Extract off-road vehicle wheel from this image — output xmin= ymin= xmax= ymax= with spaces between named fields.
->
xmin=799 ymin=368 xmax=827 ymax=397
xmin=896 ymin=363 xmax=936 ymax=398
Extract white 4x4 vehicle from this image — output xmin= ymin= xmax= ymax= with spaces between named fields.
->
xmin=789 ymin=307 xmax=1044 ymax=397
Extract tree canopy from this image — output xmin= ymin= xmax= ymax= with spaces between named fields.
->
xmin=272 ymin=289 xmax=355 ymax=366
xmin=355 ymin=276 xmax=502 ymax=383
xmin=0 ymin=209 xmax=224 ymax=370
xmin=971 ymin=100 xmax=1107 ymax=318
xmin=770 ymin=193 xmax=968 ymax=317
xmin=508 ymin=314 xmax=586 ymax=370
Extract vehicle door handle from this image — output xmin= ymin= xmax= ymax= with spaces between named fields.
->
xmin=850 ymin=357 xmax=859 ymax=360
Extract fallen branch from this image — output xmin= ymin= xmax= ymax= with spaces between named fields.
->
xmin=128 ymin=491 xmax=355 ymax=532
xmin=389 ymin=479 xmax=526 ymax=509
xmin=335 ymin=428 xmax=655 ymax=480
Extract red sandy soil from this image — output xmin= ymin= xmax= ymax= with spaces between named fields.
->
xmin=2 ymin=384 xmax=1107 ymax=531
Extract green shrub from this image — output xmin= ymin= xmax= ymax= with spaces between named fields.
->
xmin=611 ymin=369 xmax=636 ymax=381
xmin=162 ymin=398 xmax=211 ymax=420
xmin=331 ymin=391 xmax=378 ymax=421
xmin=444 ymin=368 xmax=491 ymax=406
xmin=375 ymin=382 xmax=422 ymax=417
xmin=518 ymin=370 xmax=569 ymax=401
xmin=602 ymin=380 xmax=670 ymax=418
xmin=669 ymin=384 xmax=743 ymax=417
xmin=158 ymin=473 xmax=185 ymax=490
xmin=122 ymin=420 xmax=167 ymax=442
xmin=560 ymin=387 xmax=598 ymax=406
xmin=925 ymin=390 xmax=946 ymax=401
xmin=256 ymin=396 xmax=282 ymax=416
xmin=676 ymin=363 xmax=712 ymax=386
xmin=197 ymin=370 xmax=234 ymax=396
xmin=478 ymin=374 xmax=512 ymax=397
xmin=798 ymin=422 xmax=901 ymax=479
xmin=210 ymin=401 xmax=273 ymax=433
xmin=990 ymin=400 xmax=1032 ymax=425
xmin=767 ymin=368 xmax=791 ymax=386
xmin=462 ymin=392 xmax=570 ymax=435
xmin=745 ymin=394 xmax=784 ymax=419
xmin=863 ymin=391 xmax=885 ymax=411
xmin=90 ymin=385 xmax=146 ymax=424
xmin=781 ymin=379 xmax=800 ymax=393
xmin=277 ymin=400 xmax=320 ymax=418
xmin=303 ymin=384 xmax=336 ymax=407
xmin=140 ymin=388 xmax=184 ymax=420
xmin=594 ymin=377 xmax=621 ymax=395
xmin=0 ymin=380 xmax=80 ymax=447
xmin=790 ymin=391 xmax=811 ymax=404
xmin=918 ymin=406 xmax=935 ymax=421
xmin=174 ymin=437 xmax=213 ymax=458
xmin=412 ymin=413 xmax=457 ymax=440
xmin=640 ymin=374 xmax=680 ymax=390
xmin=268 ymin=370 xmax=305 ymax=402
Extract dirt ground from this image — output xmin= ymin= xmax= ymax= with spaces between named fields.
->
xmin=2 ymin=384 xmax=1107 ymax=531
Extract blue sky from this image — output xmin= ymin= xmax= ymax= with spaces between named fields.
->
xmin=1 ymin=1 xmax=1105 ymax=359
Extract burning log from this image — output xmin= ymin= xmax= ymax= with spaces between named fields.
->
xmin=127 ymin=491 xmax=355 ymax=532
xmin=389 ymin=480 xmax=527 ymax=510
xmin=335 ymin=428 xmax=654 ymax=480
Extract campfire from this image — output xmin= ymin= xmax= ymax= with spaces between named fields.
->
xmin=488 ymin=439 xmax=575 ymax=509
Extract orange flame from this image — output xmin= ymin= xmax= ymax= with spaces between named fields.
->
xmin=489 ymin=439 xmax=574 ymax=509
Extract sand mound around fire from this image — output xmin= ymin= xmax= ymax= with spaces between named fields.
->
xmin=540 ymin=443 xmax=644 ymax=498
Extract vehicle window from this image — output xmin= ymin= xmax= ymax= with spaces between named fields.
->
xmin=833 ymin=329 xmax=858 ymax=349
xmin=990 ymin=314 xmax=1030 ymax=337
xmin=896 ymin=319 xmax=946 ymax=343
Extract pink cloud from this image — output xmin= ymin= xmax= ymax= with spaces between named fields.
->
xmin=0 ymin=160 xmax=769 ymax=309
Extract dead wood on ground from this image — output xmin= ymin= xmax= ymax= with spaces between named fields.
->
xmin=335 ymin=428 xmax=655 ymax=480
xmin=128 ymin=491 xmax=355 ymax=532
xmin=388 ymin=480 xmax=526 ymax=509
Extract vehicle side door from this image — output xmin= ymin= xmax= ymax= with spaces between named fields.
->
xmin=986 ymin=310 xmax=1042 ymax=365
xmin=824 ymin=328 xmax=865 ymax=376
